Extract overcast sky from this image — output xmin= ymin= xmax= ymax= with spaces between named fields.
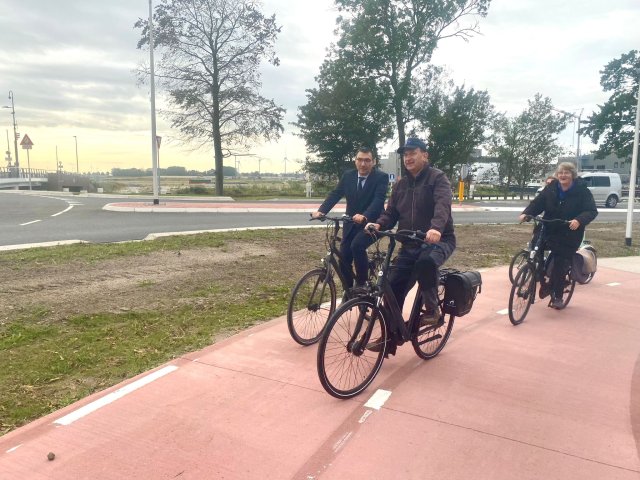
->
xmin=0 ymin=0 xmax=638 ymax=174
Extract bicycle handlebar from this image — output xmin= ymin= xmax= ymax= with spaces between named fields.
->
xmin=366 ymin=226 xmax=427 ymax=243
xmin=522 ymin=215 xmax=569 ymax=225
xmin=309 ymin=213 xmax=354 ymax=224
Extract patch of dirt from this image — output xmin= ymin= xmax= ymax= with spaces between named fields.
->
xmin=0 ymin=239 xmax=314 ymax=323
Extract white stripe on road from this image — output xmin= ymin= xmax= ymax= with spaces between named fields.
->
xmin=53 ymin=365 xmax=178 ymax=426
xmin=364 ymin=389 xmax=392 ymax=410
xmin=607 ymin=282 xmax=622 ymax=287
xmin=497 ymin=308 xmax=509 ymax=315
xmin=19 ymin=220 xmax=41 ymax=226
xmin=51 ymin=205 xmax=74 ymax=217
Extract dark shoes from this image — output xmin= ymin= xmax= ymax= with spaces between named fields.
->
xmin=419 ymin=306 xmax=441 ymax=327
xmin=539 ymin=282 xmax=551 ymax=299
xmin=349 ymin=282 xmax=370 ymax=296
xmin=549 ymin=296 xmax=565 ymax=309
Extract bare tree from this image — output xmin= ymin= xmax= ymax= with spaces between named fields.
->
xmin=135 ymin=0 xmax=285 ymax=195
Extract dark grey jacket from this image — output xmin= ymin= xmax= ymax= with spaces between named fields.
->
xmin=376 ymin=165 xmax=455 ymax=247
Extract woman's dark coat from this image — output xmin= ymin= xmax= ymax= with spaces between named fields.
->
xmin=522 ymin=178 xmax=598 ymax=255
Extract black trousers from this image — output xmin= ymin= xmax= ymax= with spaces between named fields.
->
xmin=387 ymin=241 xmax=454 ymax=311
xmin=550 ymin=251 xmax=573 ymax=298
xmin=339 ymin=228 xmax=376 ymax=287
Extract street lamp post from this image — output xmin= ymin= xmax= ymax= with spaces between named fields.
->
xmin=4 ymin=91 xmax=19 ymax=174
xmin=73 ymin=136 xmax=79 ymax=173
xmin=148 ymin=0 xmax=160 ymax=204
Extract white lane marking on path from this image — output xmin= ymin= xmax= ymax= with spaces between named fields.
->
xmin=358 ymin=410 xmax=373 ymax=424
xmin=607 ymin=282 xmax=622 ymax=286
xmin=19 ymin=220 xmax=41 ymax=226
xmin=54 ymin=365 xmax=178 ymax=426
xmin=497 ymin=308 xmax=509 ymax=315
xmin=364 ymin=389 xmax=392 ymax=410
xmin=332 ymin=431 xmax=353 ymax=453
xmin=51 ymin=205 xmax=74 ymax=217
xmin=6 ymin=444 xmax=22 ymax=453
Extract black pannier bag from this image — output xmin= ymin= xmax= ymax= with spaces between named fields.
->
xmin=442 ymin=271 xmax=482 ymax=317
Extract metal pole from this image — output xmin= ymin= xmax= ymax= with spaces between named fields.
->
xmin=8 ymin=91 xmax=19 ymax=171
xmin=576 ymin=109 xmax=583 ymax=171
xmin=625 ymin=70 xmax=640 ymax=246
xmin=73 ymin=135 xmax=79 ymax=173
xmin=26 ymin=149 xmax=32 ymax=190
xmin=149 ymin=0 xmax=160 ymax=204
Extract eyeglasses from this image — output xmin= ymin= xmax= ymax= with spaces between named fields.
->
xmin=355 ymin=157 xmax=373 ymax=163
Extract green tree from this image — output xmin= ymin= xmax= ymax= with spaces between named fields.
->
xmin=135 ymin=0 xmax=285 ymax=196
xmin=418 ymin=84 xmax=494 ymax=179
xmin=334 ymin=0 xmax=490 ymax=147
xmin=488 ymin=94 xmax=569 ymax=198
xmin=295 ymin=57 xmax=394 ymax=181
xmin=581 ymin=50 xmax=640 ymax=159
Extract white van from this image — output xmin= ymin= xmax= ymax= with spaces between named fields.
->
xmin=579 ymin=172 xmax=622 ymax=208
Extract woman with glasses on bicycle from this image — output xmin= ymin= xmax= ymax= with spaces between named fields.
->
xmin=519 ymin=162 xmax=598 ymax=309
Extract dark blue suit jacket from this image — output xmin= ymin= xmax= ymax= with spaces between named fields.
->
xmin=318 ymin=168 xmax=389 ymax=237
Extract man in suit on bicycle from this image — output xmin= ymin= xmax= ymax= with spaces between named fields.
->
xmin=367 ymin=137 xmax=456 ymax=326
xmin=312 ymin=146 xmax=389 ymax=293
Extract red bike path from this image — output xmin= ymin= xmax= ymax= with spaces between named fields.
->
xmin=1 ymin=261 xmax=640 ymax=479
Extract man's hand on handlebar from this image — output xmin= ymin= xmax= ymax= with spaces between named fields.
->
xmin=568 ymin=219 xmax=580 ymax=230
xmin=311 ymin=211 xmax=325 ymax=220
xmin=424 ymin=229 xmax=441 ymax=243
xmin=519 ymin=214 xmax=531 ymax=223
xmin=365 ymin=222 xmax=380 ymax=234
xmin=352 ymin=214 xmax=366 ymax=224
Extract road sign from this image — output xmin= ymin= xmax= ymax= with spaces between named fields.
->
xmin=20 ymin=134 xmax=33 ymax=149
xmin=156 ymin=136 xmax=162 ymax=149
xmin=388 ymin=173 xmax=396 ymax=183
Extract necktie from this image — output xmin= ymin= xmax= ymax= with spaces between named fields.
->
xmin=358 ymin=177 xmax=365 ymax=192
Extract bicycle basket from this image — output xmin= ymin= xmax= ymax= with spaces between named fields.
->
xmin=442 ymin=270 xmax=482 ymax=317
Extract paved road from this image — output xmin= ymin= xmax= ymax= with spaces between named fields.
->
xmin=1 ymin=260 xmax=638 ymax=479
xmin=1 ymin=191 xmax=638 ymax=248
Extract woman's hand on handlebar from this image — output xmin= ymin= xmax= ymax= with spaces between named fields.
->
xmin=568 ymin=219 xmax=581 ymax=230
xmin=311 ymin=211 xmax=325 ymax=220
xmin=519 ymin=214 xmax=530 ymax=223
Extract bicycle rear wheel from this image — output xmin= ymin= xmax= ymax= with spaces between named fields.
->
xmin=509 ymin=264 xmax=535 ymax=325
xmin=412 ymin=311 xmax=454 ymax=360
xmin=317 ymin=298 xmax=387 ymax=399
xmin=287 ymin=268 xmax=336 ymax=346
xmin=508 ymin=249 xmax=528 ymax=284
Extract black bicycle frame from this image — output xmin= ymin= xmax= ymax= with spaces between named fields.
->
xmin=347 ymin=234 xmax=427 ymax=354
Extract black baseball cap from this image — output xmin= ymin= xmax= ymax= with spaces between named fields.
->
xmin=397 ymin=137 xmax=427 ymax=154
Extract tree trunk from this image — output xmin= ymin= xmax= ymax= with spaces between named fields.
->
xmin=211 ymin=84 xmax=224 ymax=196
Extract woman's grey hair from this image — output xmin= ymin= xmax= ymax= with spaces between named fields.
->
xmin=555 ymin=161 xmax=578 ymax=179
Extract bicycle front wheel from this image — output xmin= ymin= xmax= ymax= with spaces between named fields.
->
xmin=287 ymin=268 xmax=336 ymax=346
xmin=509 ymin=249 xmax=528 ymax=284
xmin=317 ymin=298 xmax=387 ymax=399
xmin=560 ymin=270 xmax=577 ymax=308
xmin=509 ymin=264 xmax=535 ymax=325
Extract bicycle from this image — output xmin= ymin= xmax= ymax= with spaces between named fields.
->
xmin=286 ymin=214 xmax=386 ymax=346
xmin=508 ymin=216 xmax=577 ymax=325
xmin=509 ymin=227 xmax=595 ymax=285
xmin=316 ymin=228 xmax=463 ymax=399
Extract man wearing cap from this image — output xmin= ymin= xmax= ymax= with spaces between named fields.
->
xmin=367 ymin=137 xmax=456 ymax=327
xmin=312 ymin=146 xmax=389 ymax=293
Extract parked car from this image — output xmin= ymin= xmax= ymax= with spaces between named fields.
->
xmin=579 ymin=171 xmax=622 ymax=208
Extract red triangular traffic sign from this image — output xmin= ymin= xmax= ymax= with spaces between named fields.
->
xmin=20 ymin=134 xmax=33 ymax=147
